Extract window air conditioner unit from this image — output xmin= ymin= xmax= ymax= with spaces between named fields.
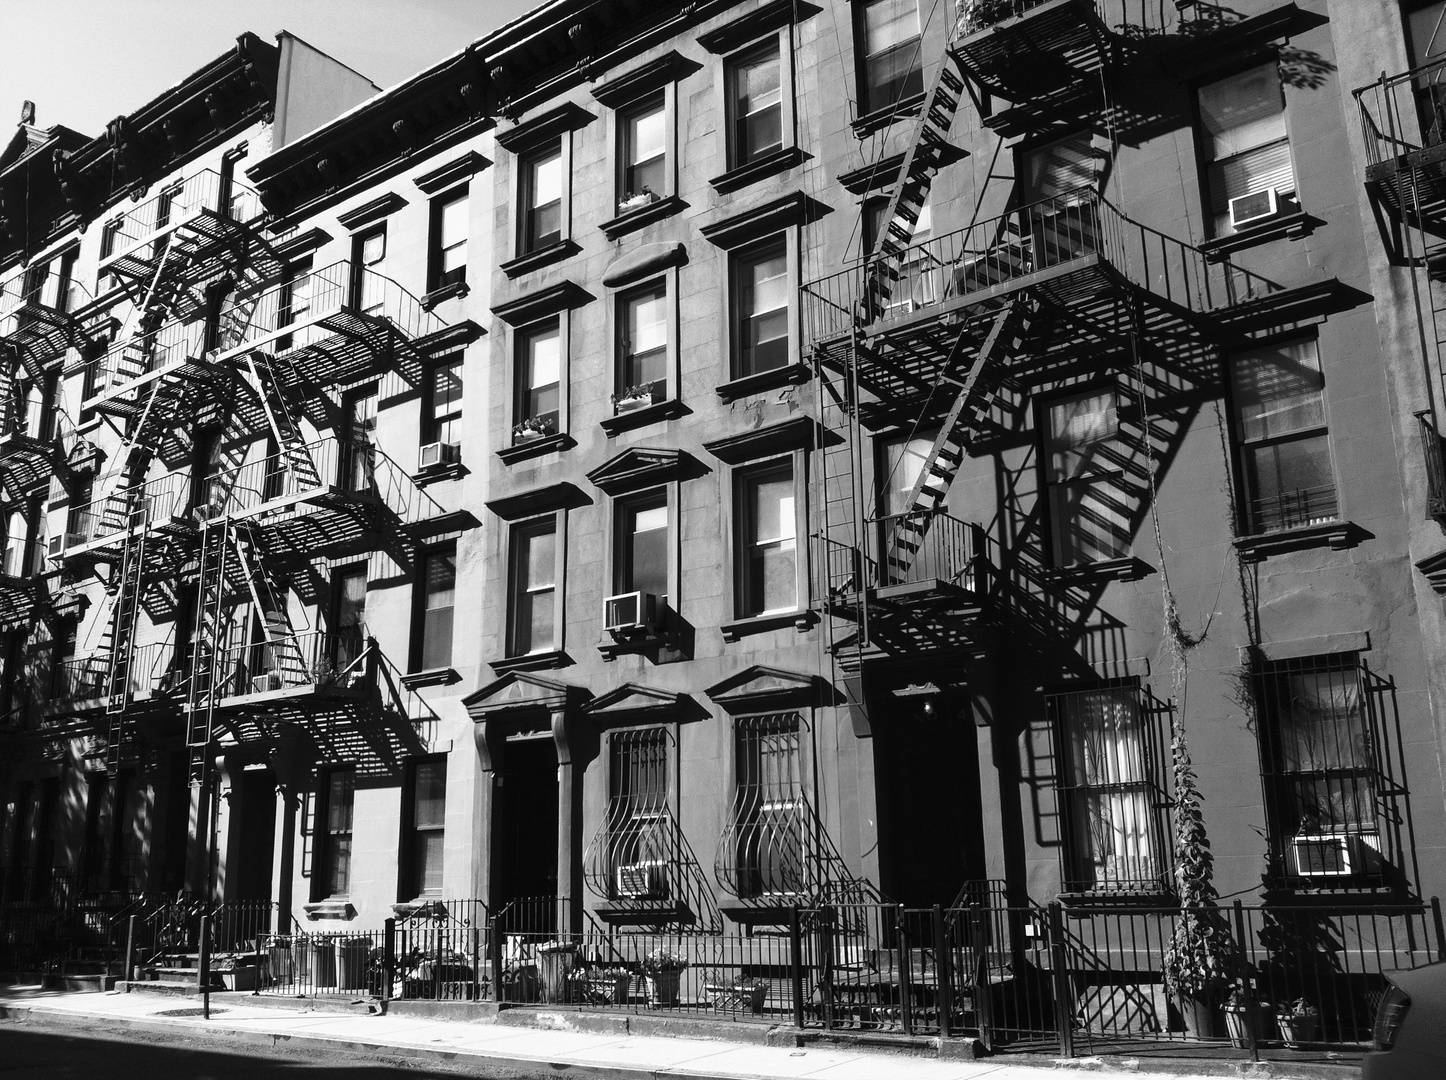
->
xmin=1228 ymin=188 xmax=1279 ymax=230
xmin=1290 ymin=833 xmax=1378 ymax=878
xmin=604 ymin=591 xmax=660 ymax=635
xmin=418 ymin=441 xmax=460 ymax=470
xmin=615 ymin=860 xmax=666 ymax=899
xmin=49 ymin=534 xmax=83 ymax=558
xmin=251 ymin=671 xmax=284 ymax=694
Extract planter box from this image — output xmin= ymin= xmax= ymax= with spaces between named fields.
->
xmin=646 ymin=970 xmax=682 ymax=1008
xmin=705 ymin=982 xmax=766 ymax=1014
xmin=583 ymin=974 xmax=631 ymax=1005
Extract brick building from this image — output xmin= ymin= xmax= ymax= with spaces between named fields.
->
xmin=3 ymin=0 xmax=1446 ymax=1048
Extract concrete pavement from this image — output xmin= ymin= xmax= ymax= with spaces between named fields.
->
xmin=0 ymin=986 xmax=1353 ymax=1080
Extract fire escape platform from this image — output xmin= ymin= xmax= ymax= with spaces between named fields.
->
xmin=1364 ymin=149 xmax=1446 ymax=230
xmin=98 ymin=208 xmax=281 ymax=292
xmin=85 ymin=354 xmax=233 ymax=416
xmin=58 ymin=514 xmax=196 ymax=564
xmin=0 ymin=432 xmax=64 ymax=499
xmin=951 ymin=0 xmax=1109 ymax=101
xmin=258 ymin=493 xmax=397 ymax=561
xmin=0 ymin=574 xmax=43 ymax=629
xmin=4 ymin=303 xmax=91 ymax=377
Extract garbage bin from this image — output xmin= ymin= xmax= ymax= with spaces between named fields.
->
xmin=336 ymin=937 xmax=371 ymax=991
xmin=308 ymin=936 xmax=338 ymax=988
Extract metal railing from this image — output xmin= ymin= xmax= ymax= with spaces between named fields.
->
xmin=1355 ymin=53 xmax=1446 ymax=168
xmin=393 ymin=899 xmax=490 ymax=1001
xmin=874 ymin=511 xmax=984 ymax=591
xmin=0 ymin=273 xmax=93 ymax=326
xmin=1419 ymin=411 xmax=1446 ymax=518
xmin=1242 ymin=485 xmax=1340 ymax=536
xmin=211 ymin=629 xmax=366 ymax=701
xmin=60 ymin=472 xmax=191 ymax=553
xmin=802 ymin=189 xmax=1283 ymax=350
xmin=98 ymin=170 xmax=267 ymax=270
xmin=253 ymin=928 xmax=387 ymax=996
xmin=80 ymin=316 xmax=210 ymax=404
xmin=51 ymin=655 xmax=108 ymax=703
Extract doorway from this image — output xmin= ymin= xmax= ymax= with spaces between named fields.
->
xmin=493 ymin=735 xmax=558 ymax=934
xmin=233 ymin=768 xmax=276 ymax=907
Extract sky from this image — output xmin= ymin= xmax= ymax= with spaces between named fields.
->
xmin=0 ymin=0 xmax=542 ymax=139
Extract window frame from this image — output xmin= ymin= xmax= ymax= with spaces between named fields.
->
xmin=854 ymin=0 xmax=926 ymax=118
xmin=731 ymin=454 xmax=806 ymax=621
xmin=512 ymin=315 xmax=567 ymax=442
xmin=1037 ymin=384 xmax=1132 ymax=569
xmin=720 ymin=29 xmax=798 ymax=175
xmin=400 ymin=755 xmax=447 ymax=901
xmin=603 ymin=726 xmax=674 ymax=901
xmin=410 ymin=541 xmax=457 ymax=673
xmin=427 ymin=184 xmax=470 ymax=293
xmin=1194 ymin=58 xmax=1299 ymax=238
xmin=610 ymin=486 xmax=673 ymax=606
xmin=611 ymin=275 xmax=677 ymax=408
xmin=615 ymin=91 xmax=673 ymax=211
xmin=516 ymin=140 xmax=569 ymax=257
xmin=1226 ymin=336 xmax=1339 ymax=537
xmin=728 ymin=712 xmax=810 ymax=900
xmin=728 ymin=232 xmax=796 ymax=381
xmin=422 ymin=353 xmax=465 ymax=449
xmin=349 ymin=225 xmax=388 ymax=315
xmin=506 ymin=513 xmax=566 ymax=659
xmin=314 ymin=765 xmax=356 ymax=901
xmin=1047 ymin=680 xmax=1171 ymax=896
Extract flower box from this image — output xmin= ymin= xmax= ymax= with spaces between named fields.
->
xmin=705 ymin=981 xmax=767 ymax=1014
xmin=617 ymin=191 xmax=660 ymax=213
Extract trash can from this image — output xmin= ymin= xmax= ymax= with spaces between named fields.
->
xmin=336 ymin=937 xmax=371 ymax=991
xmin=308 ymin=936 xmax=338 ymax=988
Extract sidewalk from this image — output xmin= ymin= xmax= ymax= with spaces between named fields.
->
xmin=0 ymin=986 xmax=1355 ymax=1080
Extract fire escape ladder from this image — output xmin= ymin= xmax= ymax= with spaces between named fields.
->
xmin=230 ymin=522 xmax=309 ymax=689
xmin=242 ymin=350 xmax=320 ymax=492
xmin=882 ymin=298 xmax=1031 ymax=582
xmin=104 ymin=516 xmax=149 ymax=773
xmin=861 ymin=51 xmax=965 ymax=322
xmin=816 ymin=334 xmax=871 ymax=637
xmin=187 ymin=518 xmax=232 ymax=783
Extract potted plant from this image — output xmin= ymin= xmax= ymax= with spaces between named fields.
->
xmin=641 ymin=946 xmax=688 ymax=1007
xmin=704 ymin=974 xmax=769 ymax=1014
xmin=1276 ymin=997 xmax=1319 ymax=1047
xmin=612 ymin=383 xmax=660 ymax=415
xmin=957 ymin=0 xmax=1017 ymax=36
xmin=579 ymin=964 xmax=633 ymax=1005
xmin=1222 ymin=985 xmax=1264 ymax=1049
xmin=512 ymin=416 xmax=556 ymax=443
xmin=1161 ymin=713 xmax=1239 ymax=1036
xmin=536 ymin=939 xmax=579 ymax=1003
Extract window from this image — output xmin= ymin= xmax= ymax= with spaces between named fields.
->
xmin=1050 ymin=684 xmax=1167 ymax=893
xmin=317 ymin=767 xmax=355 ymax=898
xmin=1043 ymin=389 xmax=1129 ymax=566
xmin=428 ymin=188 xmax=469 ymax=292
xmin=732 ymin=714 xmax=805 ymax=898
xmin=732 ymin=237 xmax=789 ymax=377
xmin=617 ymin=281 xmax=668 ymax=400
xmin=350 ymin=227 xmax=387 ymax=316
xmin=2 ymin=508 xmax=28 ymax=578
xmin=859 ymin=0 xmax=923 ymax=115
xmin=424 ymin=356 xmax=464 ymax=447
xmin=727 ymin=41 xmax=783 ymax=168
xmin=276 ymin=258 xmax=313 ymax=352
xmin=330 ymin=565 xmax=366 ymax=675
xmin=866 ymin=197 xmax=935 ymax=313
xmin=1253 ymin=656 xmax=1384 ymax=882
xmin=606 ymin=728 xmax=670 ymax=900
xmin=737 ymin=461 xmax=798 ymax=617
xmin=621 ymin=96 xmax=667 ymax=205
xmin=405 ymin=758 xmax=446 ymax=899
xmin=1198 ymin=63 xmax=1296 ymax=235
xmin=516 ymin=320 xmax=561 ymax=437
xmin=1407 ymin=2 xmax=1446 ymax=143
xmin=414 ymin=544 xmax=456 ymax=672
xmin=615 ymin=491 xmax=668 ymax=604
xmin=521 ymin=146 xmax=564 ymax=253
xmin=342 ymin=386 xmax=378 ymax=493
xmin=1230 ymin=339 xmax=1337 ymax=535
xmin=1020 ymin=131 xmax=1099 ymax=260
xmin=877 ymin=429 xmax=946 ymax=581
xmin=508 ymin=519 xmax=557 ymax=656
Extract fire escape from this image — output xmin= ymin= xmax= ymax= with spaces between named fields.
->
xmin=1357 ymin=56 xmax=1446 ymax=537
xmin=51 ymin=169 xmax=453 ymax=779
xmin=808 ymin=2 xmax=1351 ymax=676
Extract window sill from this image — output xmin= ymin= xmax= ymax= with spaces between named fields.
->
xmin=597 ymin=626 xmax=691 ymax=664
xmin=593 ymin=900 xmax=691 ymax=926
xmin=851 ymin=93 xmax=926 ymax=139
xmin=488 ymin=649 xmax=571 ymax=675
xmin=411 ymin=460 xmax=467 ymax=487
xmin=720 ymin=608 xmax=816 ymax=643
xmin=497 ymin=431 xmax=575 ymax=465
xmin=598 ymin=397 xmax=687 ymax=436
xmin=715 ymin=362 xmax=811 ymax=403
xmin=708 ymin=146 xmax=806 ymax=196
xmin=1200 ymin=211 xmax=1314 ymax=258
xmin=302 ymin=901 xmax=357 ymax=921
xmin=1233 ymin=519 xmax=1366 ymax=563
xmin=1047 ymin=556 xmax=1154 ymax=584
xmin=499 ymin=239 xmax=582 ymax=279
xmin=420 ymin=280 xmax=470 ymax=311
xmin=1057 ymin=889 xmax=1175 ymax=909
xmin=599 ymin=194 xmax=688 ymax=240
xmin=401 ymin=667 xmax=460 ymax=690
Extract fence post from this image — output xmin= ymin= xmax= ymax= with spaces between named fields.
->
xmin=252 ymin=932 xmax=262 ymax=997
xmin=789 ymin=906 xmax=805 ymax=1030
xmin=489 ymin=918 xmax=503 ymax=1003
xmin=970 ymin=906 xmax=993 ymax=1053
xmin=932 ymin=905 xmax=952 ymax=1039
xmin=382 ymin=917 xmax=396 ymax=1003
xmin=123 ymin=913 xmax=137 ymax=988
xmin=1046 ymin=902 xmax=1074 ymax=1057
xmin=1231 ymin=900 xmax=1258 ymax=1060
xmin=897 ymin=906 xmax=914 ymax=1036
xmin=1432 ymin=897 xmax=1445 ymax=963
xmin=198 ymin=913 xmax=211 ymax=1021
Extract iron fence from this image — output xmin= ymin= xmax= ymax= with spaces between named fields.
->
xmin=393 ymin=899 xmax=489 ymax=1001
xmin=252 ymin=928 xmax=387 ymax=996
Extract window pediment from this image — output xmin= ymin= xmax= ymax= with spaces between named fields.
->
xmin=705 ymin=664 xmax=817 ymax=713
xmin=463 ymin=670 xmax=588 ymax=719
xmin=495 ymin=102 xmax=596 ymax=154
xmin=703 ymin=415 xmax=815 ymax=464
xmin=590 ymin=51 xmax=702 ymax=108
xmin=601 ymin=242 xmax=688 ymax=290
xmin=582 ymin=682 xmax=696 ymax=726
xmin=414 ymin=151 xmax=490 ymax=194
xmin=485 ymin=480 xmax=591 ymax=520
xmin=697 ymin=0 xmax=821 ymax=54
xmin=585 ymin=446 xmax=704 ymax=496
xmin=699 ymin=191 xmax=828 ymax=250
xmin=491 ymin=281 xmax=594 ymax=327
xmin=337 ymin=192 xmax=407 ymax=231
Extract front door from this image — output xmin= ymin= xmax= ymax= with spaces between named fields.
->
xmin=493 ymin=735 xmax=559 ymax=935
xmin=234 ymin=768 xmax=276 ymax=905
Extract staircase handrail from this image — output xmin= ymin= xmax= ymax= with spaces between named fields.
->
xmin=1354 ymin=53 xmax=1446 ymax=167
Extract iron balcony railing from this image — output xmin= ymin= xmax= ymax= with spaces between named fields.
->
xmin=1420 ymin=411 xmax=1446 ymax=518
xmin=96 ymin=169 xmax=267 ymax=275
xmin=1355 ymin=53 xmax=1446 ymax=168
xmin=57 ymin=472 xmax=191 ymax=557
xmin=1243 ymin=484 xmax=1340 ymax=537
xmin=801 ymin=188 xmax=1282 ymax=350
xmin=80 ymin=315 xmax=211 ymax=406
xmin=0 ymin=273 xmax=93 ymax=327
xmin=212 ymin=628 xmax=367 ymax=702
xmin=52 ymin=642 xmax=180 ymax=706
xmin=819 ymin=512 xmax=985 ymax=604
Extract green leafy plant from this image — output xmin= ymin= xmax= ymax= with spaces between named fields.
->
xmin=1278 ymin=997 xmax=1318 ymax=1019
xmin=641 ymin=946 xmax=688 ymax=974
